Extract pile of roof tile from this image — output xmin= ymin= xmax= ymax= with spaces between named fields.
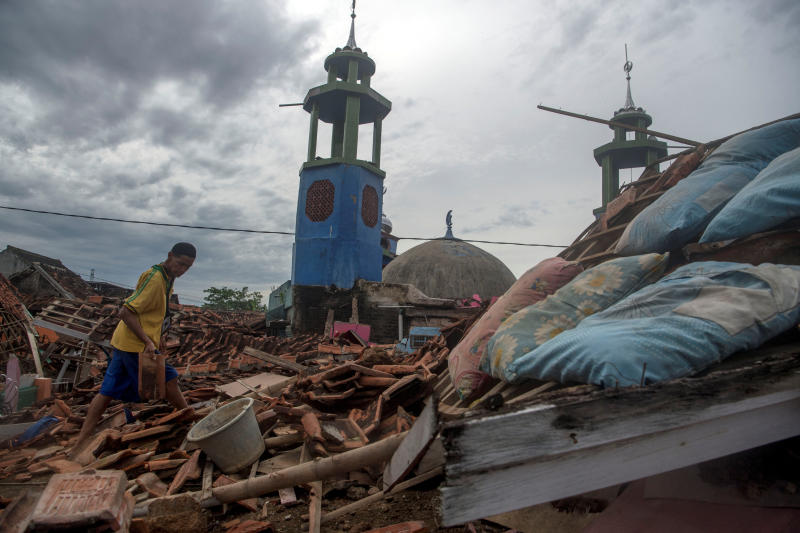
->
xmin=9 ymin=262 xmax=98 ymax=313
xmin=0 ymin=313 xmax=475 ymax=532
xmin=30 ymin=298 xmax=327 ymax=374
xmin=0 ymin=273 xmax=38 ymax=371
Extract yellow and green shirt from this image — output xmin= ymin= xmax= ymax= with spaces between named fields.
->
xmin=110 ymin=265 xmax=173 ymax=352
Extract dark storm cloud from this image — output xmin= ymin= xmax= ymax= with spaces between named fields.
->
xmin=0 ymin=0 xmax=316 ymax=144
xmin=193 ymin=203 xmax=247 ymax=228
xmin=0 ymin=171 xmax=35 ymax=199
xmin=145 ymin=108 xmax=211 ymax=148
xmin=170 ymin=185 xmax=189 ymax=202
xmin=111 ymin=173 xmax=139 ymax=190
xmin=185 ymin=155 xmax=245 ymax=180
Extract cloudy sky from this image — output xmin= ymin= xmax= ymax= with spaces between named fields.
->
xmin=1 ymin=0 xmax=798 ymax=305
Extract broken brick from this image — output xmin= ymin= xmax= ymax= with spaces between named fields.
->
xmin=136 ymin=472 xmax=169 ymax=498
xmin=30 ymin=469 xmax=132 ymax=531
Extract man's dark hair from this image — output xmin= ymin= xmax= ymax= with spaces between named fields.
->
xmin=171 ymin=242 xmax=197 ymax=258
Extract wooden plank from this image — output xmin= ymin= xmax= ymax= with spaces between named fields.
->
xmin=442 ymin=394 xmax=800 ymax=526
xmin=575 ymin=249 xmax=618 ymax=266
xmin=216 ymin=372 xmax=293 ymax=398
xmin=440 ymin=385 xmax=459 ymax=406
xmin=307 ymin=481 xmax=322 ymax=533
xmin=575 ymin=238 xmax=600 ymax=262
xmin=36 ymin=308 xmax=97 ymax=328
xmin=247 ymin=375 xmax=297 ymax=400
xmin=31 ymin=263 xmax=73 ymax=299
xmin=258 ymin=447 xmax=302 ymax=475
xmin=243 ymin=346 xmax=306 ymax=374
xmin=505 ymin=381 xmax=557 ymax=405
xmin=201 ymin=458 xmax=214 ymax=501
xmin=32 ymin=318 xmax=90 ymax=341
xmin=437 ymin=403 xmax=468 ymax=419
xmin=446 ymin=374 xmax=800 ymax=477
xmin=432 ymin=372 xmax=451 ymax=395
xmin=467 ymin=381 xmax=507 ymax=409
xmin=440 ymin=373 xmax=800 ymax=526
xmin=24 ymin=327 xmax=44 ymax=377
xmin=382 ymin=395 xmax=438 ymax=491
xmin=31 ymin=318 xmax=111 ymax=347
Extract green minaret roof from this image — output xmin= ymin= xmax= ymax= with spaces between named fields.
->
xmin=593 ymin=45 xmax=667 ymax=215
xmin=300 ymin=0 xmax=392 ymax=175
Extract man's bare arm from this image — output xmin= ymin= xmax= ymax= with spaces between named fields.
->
xmin=119 ymin=306 xmax=157 ymax=357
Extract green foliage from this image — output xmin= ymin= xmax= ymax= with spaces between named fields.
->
xmin=202 ymin=286 xmax=265 ymax=311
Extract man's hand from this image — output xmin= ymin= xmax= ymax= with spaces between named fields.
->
xmin=142 ymin=339 xmax=157 ymax=360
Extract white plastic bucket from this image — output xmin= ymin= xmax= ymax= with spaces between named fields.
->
xmin=186 ymin=397 xmax=265 ymax=473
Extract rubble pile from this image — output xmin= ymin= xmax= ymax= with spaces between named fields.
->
xmin=0 ymin=307 xmax=477 ymax=532
xmin=0 ymin=274 xmax=37 ymax=370
xmin=32 ymin=298 xmax=327 ymax=374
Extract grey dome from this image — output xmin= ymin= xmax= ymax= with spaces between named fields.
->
xmin=382 ymin=239 xmax=516 ymax=300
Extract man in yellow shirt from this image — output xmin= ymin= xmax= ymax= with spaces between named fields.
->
xmin=71 ymin=243 xmax=196 ymax=459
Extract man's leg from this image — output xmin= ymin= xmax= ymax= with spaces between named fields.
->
xmin=165 ymin=378 xmax=189 ymax=410
xmin=69 ymin=393 xmax=112 ymax=457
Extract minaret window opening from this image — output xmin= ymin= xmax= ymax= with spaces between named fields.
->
xmin=357 ymin=123 xmax=374 ymax=163
xmin=361 ymin=185 xmax=378 ymax=227
xmin=305 ymin=179 xmax=335 ymax=222
xmin=315 ymin=121 xmax=332 ymax=159
xmin=308 ymin=119 xmax=379 ymax=165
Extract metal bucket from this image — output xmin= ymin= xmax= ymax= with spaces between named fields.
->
xmin=186 ymin=397 xmax=265 ymax=473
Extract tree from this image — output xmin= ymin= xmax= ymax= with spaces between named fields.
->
xmin=202 ymin=286 xmax=265 ymax=311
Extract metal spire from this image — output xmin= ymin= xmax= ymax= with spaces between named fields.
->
xmin=346 ymin=0 xmax=358 ymax=49
xmin=623 ymin=43 xmax=636 ymax=110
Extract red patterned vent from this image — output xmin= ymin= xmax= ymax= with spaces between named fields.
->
xmin=361 ymin=185 xmax=379 ymax=227
xmin=305 ymin=179 xmax=335 ymax=222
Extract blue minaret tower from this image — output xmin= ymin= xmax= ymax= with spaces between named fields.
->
xmin=291 ymin=2 xmax=392 ymax=288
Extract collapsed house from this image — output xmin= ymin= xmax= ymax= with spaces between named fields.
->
xmin=0 ymin=245 xmax=98 ymax=313
xmin=0 ymin=114 xmax=797 ymax=532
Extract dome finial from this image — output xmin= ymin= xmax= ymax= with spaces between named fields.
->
xmin=445 ymin=210 xmax=454 ymax=239
xmin=346 ymin=0 xmax=358 ymax=49
xmin=623 ymin=43 xmax=636 ymax=110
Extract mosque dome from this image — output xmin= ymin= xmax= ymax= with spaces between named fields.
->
xmin=382 ymin=215 xmax=516 ymax=300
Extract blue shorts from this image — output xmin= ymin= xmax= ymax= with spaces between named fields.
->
xmin=99 ymin=348 xmax=178 ymax=402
